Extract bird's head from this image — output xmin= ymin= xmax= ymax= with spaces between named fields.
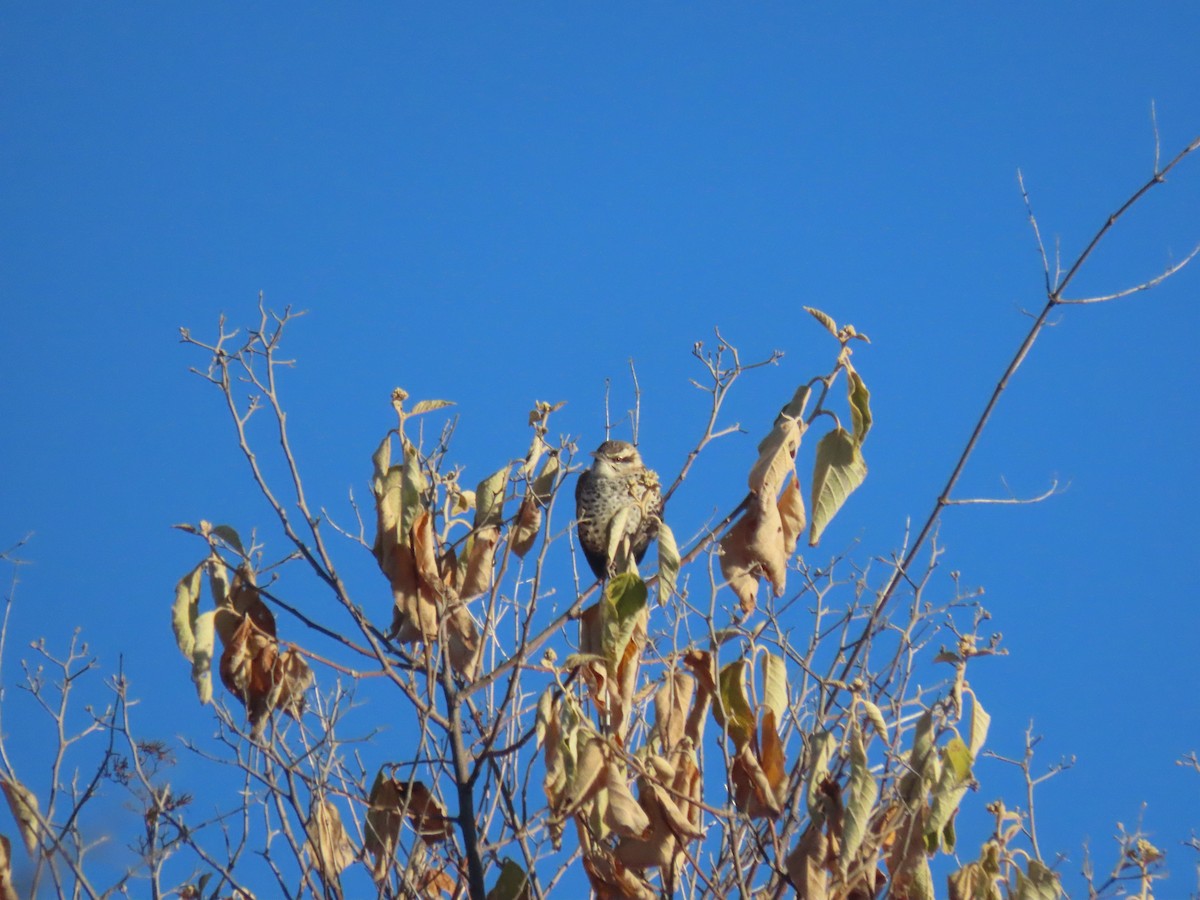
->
xmin=589 ymin=440 xmax=643 ymax=477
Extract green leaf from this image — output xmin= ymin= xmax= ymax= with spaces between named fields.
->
xmin=846 ymin=365 xmax=872 ymax=445
xmin=655 ymin=520 xmax=680 ymax=604
xmin=715 ymin=660 xmax=756 ymax=749
xmin=805 ymin=730 xmax=835 ymax=822
xmin=191 ymin=610 xmax=216 ymax=705
xmin=760 ymin=652 xmax=788 ymax=722
xmin=809 ymin=428 xmax=868 ymax=546
xmin=1015 ymin=859 xmax=1062 ymax=900
xmin=927 ymin=738 xmax=972 ymax=850
xmin=487 ymin=858 xmax=532 ymax=900
xmin=804 ymin=306 xmax=839 ymax=338
xmin=900 ymin=708 xmax=936 ymax=803
xmin=601 ymin=573 xmax=648 ymax=669
xmin=840 ymin=721 xmax=878 ymax=876
xmin=943 ymin=737 xmax=973 ymax=781
xmin=171 ymin=563 xmax=205 ymax=659
xmin=474 ymin=466 xmax=510 ymax=530
xmin=401 ymin=448 xmax=427 ymax=538
xmin=211 ymin=524 xmax=244 ymax=556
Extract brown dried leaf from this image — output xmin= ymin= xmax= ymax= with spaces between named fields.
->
xmin=603 ymin=762 xmax=651 ymax=838
xmin=460 ymin=525 xmax=500 ymax=600
xmin=509 ymin=496 xmax=542 ymax=559
xmin=746 ymin=493 xmax=788 ymax=596
xmin=563 ymin=736 xmax=608 ymax=817
xmin=228 ymin=566 xmax=275 ymax=636
xmin=445 ymin=604 xmax=481 ymax=681
xmin=365 ymin=771 xmax=402 ymax=882
xmin=411 ymin=509 xmax=443 ymax=595
xmin=270 ymin=647 xmax=313 ymax=720
xmin=718 ymin=513 xmax=759 ymax=614
xmin=749 ymin=418 xmax=802 ymax=496
xmin=760 ymin=709 xmax=787 ymax=800
xmin=778 ymin=471 xmax=806 ymax=556
xmin=577 ymin=604 xmax=612 ymax=715
xmin=582 ymin=851 xmax=656 ymax=900
xmin=653 ymin=673 xmax=694 ymax=754
xmin=305 ymin=797 xmax=356 ymax=885
xmin=731 ymin=743 xmax=782 ymax=819
xmin=786 ymin=823 xmax=829 ymax=899
xmin=399 ymin=781 xmax=455 ymax=844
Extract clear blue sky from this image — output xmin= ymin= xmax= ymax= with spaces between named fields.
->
xmin=2 ymin=4 xmax=1198 ymax=893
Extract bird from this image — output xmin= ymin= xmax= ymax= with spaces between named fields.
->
xmin=575 ymin=440 xmax=663 ymax=581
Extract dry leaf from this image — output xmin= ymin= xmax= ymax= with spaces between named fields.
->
xmin=778 ymin=471 xmax=806 ymax=556
xmin=461 ymin=525 xmax=500 ymax=600
xmin=0 ymin=834 xmax=16 ymax=900
xmin=445 ymin=604 xmax=481 ymax=681
xmin=305 ymin=797 xmax=356 ymax=886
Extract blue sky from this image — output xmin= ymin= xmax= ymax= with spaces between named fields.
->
xmin=3 ymin=4 xmax=1199 ymax=893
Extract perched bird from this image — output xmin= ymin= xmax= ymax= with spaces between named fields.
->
xmin=575 ymin=440 xmax=663 ymax=581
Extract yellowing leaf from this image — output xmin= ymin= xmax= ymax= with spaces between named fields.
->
xmin=655 ymin=520 xmax=680 ymax=604
xmin=1016 ymin=859 xmax=1062 ymax=900
xmin=0 ymin=778 xmax=40 ymax=856
xmin=943 ymin=737 xmax=973 ymax=782
xmin=171 ymin=563 xmax=205 ymax=660
xmin=474 ymin=466 xmax=509 ymax=530
xmin=860 ymin=698 xmax=890 ymax=743
xmin=804 ymin=306 xmax=840 ymax=338
xmin=805 ymin=730 xmax=835 ymax=822
xmin=400 ymin=447 xmax=426 ymax=540
xmin=809 ymin=427 xmax=868 ymax=546
xmin=601 ymin=573 xmax=648 ymax=669
xmin=841 ymin=721 xmax=877 ymax=877
xmin=846 ymin=364 xmax=873 ymax=444
xmin=967 ymin=689 xmax=991 ymax=757
xmin=409 ymin=399 xmax=455 ymax=416
xmin=715 ymin=661 xmax=755 ymax=749
xmin=191 ymin=610 xmax=216 ymax=705
xmin=760 ymin=652 xmax=788 ymax=722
